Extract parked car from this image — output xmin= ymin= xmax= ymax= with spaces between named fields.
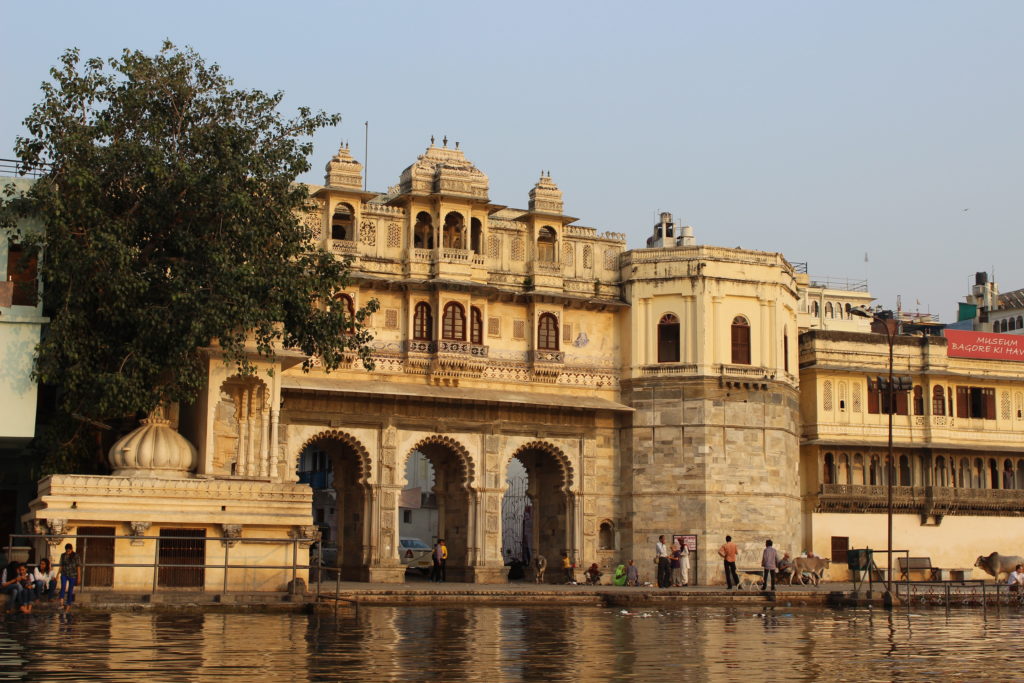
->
xmin=400 ymin=538 xmax=433 ymax=574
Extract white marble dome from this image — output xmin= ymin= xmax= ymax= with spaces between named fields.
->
xmin=108 ymin=412 xmax=198 ymax=478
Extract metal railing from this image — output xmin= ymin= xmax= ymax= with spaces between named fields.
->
xmin=5 ymin=532 xmax=326 ymax=597
xmin=0 ymin=159 xmax=50 ymax=178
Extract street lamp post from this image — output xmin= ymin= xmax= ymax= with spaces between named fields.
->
xmin=851 ymin=308 xmax=912 ymax=602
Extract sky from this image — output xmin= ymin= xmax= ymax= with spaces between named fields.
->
xmin=2 ymin=0 xmax=1021 ymax=319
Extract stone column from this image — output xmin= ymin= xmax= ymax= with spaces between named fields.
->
xmin=269 ymin=407 xmax=280 ymax=482
xmin=258 ymin=387 xmax=270 ymax=478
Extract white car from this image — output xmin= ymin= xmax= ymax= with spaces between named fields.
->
xmin=400 ymin=538 xmax=433 ymax=573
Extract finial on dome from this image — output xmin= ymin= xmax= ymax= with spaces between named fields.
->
xmin=443 ymin=135 xmax=448 ymax=148
xmin=431 ymin=135 xmax=435 ymax=145
xmin=455 ymin=141 xmax=460 ymax=149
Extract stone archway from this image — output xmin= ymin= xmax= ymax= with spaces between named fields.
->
xmin=297 ymin=430 xmax=371 ymax=580
xmin=505 ymin=441 xmax=574 ymax=579
xmin=404 ymin=435 xmax=475 ymax=581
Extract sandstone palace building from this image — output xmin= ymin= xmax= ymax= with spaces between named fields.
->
xmin=12 ymin=144 xmax=1024 ymax=587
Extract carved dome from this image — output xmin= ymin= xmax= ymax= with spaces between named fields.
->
xmin=398 ymin=141 xmax=489 ymax=200
xmin=108 ymin=411 xmax=198 ymax=478
xmin=324 ymin=142 xmax=364 ymax=189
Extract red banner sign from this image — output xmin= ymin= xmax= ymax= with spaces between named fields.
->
xmin=946 ymin=329 xmax=1024 ymax=361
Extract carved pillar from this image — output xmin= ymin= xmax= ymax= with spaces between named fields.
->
xmin=236 ymin=387 xmax=249 ymax=476
xmin=246 ymin=386 xmax=257 ymax=477
xmin=269 ymin=407 xmax=280 ymax=482
xmin=259 ymin=385 xmax=270 ymax=478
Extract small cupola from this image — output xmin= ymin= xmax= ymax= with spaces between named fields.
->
xmin=528 ymin=171 xmax=563 ymax=215
xmin=324 ymin=142 xmax=364 ymax=189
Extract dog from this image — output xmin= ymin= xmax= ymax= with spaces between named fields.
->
xmin=533 ymin=554 xmax=547 ymax=584
xmin=737 ymin=571 xmax=765 ymax=590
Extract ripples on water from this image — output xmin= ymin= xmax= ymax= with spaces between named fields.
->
xmin=2 ymin=605 xmax=1023 ymax=682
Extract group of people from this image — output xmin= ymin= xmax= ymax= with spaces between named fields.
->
xmin=720 ymin=535 xmax=803 ymax=590
xmin=654 ymin=535 xmax=691 ymax=588
xmin=2 ymin=544 xmax=82 ymax=614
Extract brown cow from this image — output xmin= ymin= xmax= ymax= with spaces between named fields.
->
xmin=789 ymin=557 xmax=832 ymax=585
xmin=975 ymin=552 xmax=1024 ymax=582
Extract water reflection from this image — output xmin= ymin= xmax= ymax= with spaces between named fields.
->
xmin=2 ymin=605 xmax=1023 ymax=681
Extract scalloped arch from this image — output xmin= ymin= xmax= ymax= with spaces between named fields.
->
xmin=508 ymin=440 xmax=575 ymax=492
xmin=298 ymin=429 xmax=372 ymax=483
xmin=406 ymin=434 xmax=476 ymax=488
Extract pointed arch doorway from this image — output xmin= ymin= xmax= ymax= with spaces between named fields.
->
xmin=502 ymin=442 xmax=573 ymax=581
xmin=297 ymin=431 xmax=371 ymax=580
xmin=402 ymin=436 xmax=475 ymax=582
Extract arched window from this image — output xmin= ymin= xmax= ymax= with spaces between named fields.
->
xmin=825 ymin=302 xmax=834 ymax=319
xmin=470 ymin=217 xmax=482 ymax=254
xmin=1017 ymin=316 xmax=1023 ymax=329
xmin=537 ymin=313 xmax=559 ymax=350
xmin=414 ymin=211 xmax=434 ymax=249
xmin=811 ymin=301 xmax=819 ymax=317
xmin=1004 ymin=459 xmax=1015 ymax=489
xmin=898 ymin=455 xmax=911 ymax=486
xmin=852 ymin=454 xmax=865 ymax=485
xmin=442 ymin=302 xmax=466 ymax=341
xmin=334 ymin=293 xmax=355 ymax=332
xmin=537 ymin=226 xmax=557 ymax=262
xmin=731 ymin=316 xmax=751 ymax=365
xmin=1010 ymin=318 xmax=1018 ymax=332
xmin=932 ymin=386 xmax=946 ymax=416
xmin=657 ymin=313 xmax=680 ymax=363
xmin=869 ymin=456 xmax=880 ymax=485
xmin=823 ymin=453 xmax=835 ymax=485
xmin=470 ymin=306 xmax=483 ymax=344
xmin=990 ymin=459 xmax=1000 ymax=489
xmin=331 ymin=203 xmax=355 ymax=241
xmin=443 ymin=212 xmax=464 ymax=249
xmin=935 ymin=456 xmax=947 ymax=487
xmin=413 ymin=302 xmax=433 ymax=341
xmin=845 ymin=303 xmax=853 ymax=318
xmin=913 ymin=386 xmax=924 ymax=415
xmin=599 ymin=521 xmax=615 ymax=550
xmin=835 ymin=302 xmax=844 ymax=319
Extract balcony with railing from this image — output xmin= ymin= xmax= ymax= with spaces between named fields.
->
xmin=816 ymin=483 xmax=1024 ymax=516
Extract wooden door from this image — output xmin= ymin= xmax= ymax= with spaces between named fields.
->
xmin=78 ymin=526 xmax=115 ymax=587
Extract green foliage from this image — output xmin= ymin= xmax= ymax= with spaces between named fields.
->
xmin=1 ymin=42 xmax=376 ymax=426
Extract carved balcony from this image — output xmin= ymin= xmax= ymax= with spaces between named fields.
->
xmin=816 ymin=483 xmax=1024 ymax=517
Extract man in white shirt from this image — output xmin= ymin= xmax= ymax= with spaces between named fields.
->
xmin=655 ymin=535 xmax=671 ymax=588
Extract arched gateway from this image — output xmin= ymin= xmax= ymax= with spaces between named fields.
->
xmin=403 ymin=435 xmax=475 ymax=581
xmin=503 ymin=441 xmax=576 ymax=580
xmin=297 ymin=430 xmax=371 ymax=580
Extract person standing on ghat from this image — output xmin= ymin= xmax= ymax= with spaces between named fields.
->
xmin=718 ymin=535 xmax=740 ymax=589
xmin=655 ymin=535 xmax=671 ymax=588
xmin=761 ymin=539 xmax=778 ymax=591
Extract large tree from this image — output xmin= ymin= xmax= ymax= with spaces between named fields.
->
xmin=1 ymin=43 xmax=374 ymax=465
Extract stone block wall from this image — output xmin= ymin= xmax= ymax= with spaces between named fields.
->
xmin=622 ymin=378 xmax=801 ymax=584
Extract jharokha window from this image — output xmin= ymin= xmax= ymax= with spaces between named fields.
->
xmin=414 ymin=211 xmax=434 ymax=249
xmin=442 ymin=302 xmax=466 ymax=341
xmin=537 ymin=312 xmax=559 ymax=350
xmin=537 ymin=226 xmax=557 ymax=262
xmin=334 ymin=293 xmax=356 ymax=332
xmin=730 ymin=316 xmax=751 ymax=365
xmin=933 ymin=386 xmax=946 ymax=416
xmin=331 ymin=203 xmax=355 ymax=241
xmin=413 ymin=302 xmax=433 ymax=341
xmin=470 ymin=306 xmax=483 ymax=344
xmin=657 ymin=313 xmax=680 ymax=363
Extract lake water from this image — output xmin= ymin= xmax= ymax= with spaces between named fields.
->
xmin=2 ymin=604 xmax=1022 ymax=681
